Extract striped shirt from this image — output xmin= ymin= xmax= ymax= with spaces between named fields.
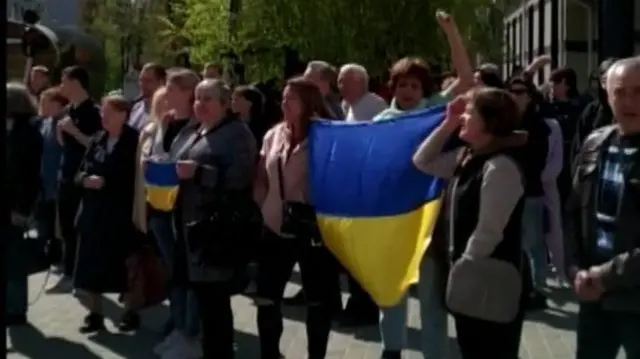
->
xmin=595 ymin=140 xmax=638 ymax=257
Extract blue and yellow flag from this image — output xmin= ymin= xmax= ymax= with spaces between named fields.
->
xmin=309 ymin=106 xmax=446 ymax=307
xmin=144 ymin=161 xmax=180 ymax=212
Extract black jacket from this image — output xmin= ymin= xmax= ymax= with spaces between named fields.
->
xmin=575 ymin=99 xmax=613 ymax=153
xmin=566 ymin=125 xmax=640 ymax=313
xmin=7 ymin=116 xmax=43 ymax=217
xmin=513 ymin=108 xmax=550 ymax=197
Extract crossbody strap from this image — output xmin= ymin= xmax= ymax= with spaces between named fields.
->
xmin=276 ymin=156 xmax=286 ymax=201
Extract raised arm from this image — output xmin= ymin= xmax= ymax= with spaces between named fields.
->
xmin=523 ymin=55 xmax=551 ymax=80
xmin=412 ymin=97 xmax=465 ymax=178
xmin=437 ymin=11 xmax=474 ymax=98
xmin=412 ymin=124 xmax=461 ymax=179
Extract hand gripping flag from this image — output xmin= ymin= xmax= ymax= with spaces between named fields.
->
xmin=144 ymin=160 xmax=180 ymax=212
xmin=309 ymin=105 xmax=446 ymax=307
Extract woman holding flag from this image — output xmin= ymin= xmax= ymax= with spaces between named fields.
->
xmin=253 ymin=76 xmax=336 ymax=359
xmin=373 ymin=9 xmax=474 ymax=359
xmin=144 ymin=69 xmax=203 ymax=359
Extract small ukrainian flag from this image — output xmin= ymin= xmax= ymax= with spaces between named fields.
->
xmin=309 ymin=106 xmax=446 ymax=307
xmin=144 ymin=161 xmax=180 ymax=212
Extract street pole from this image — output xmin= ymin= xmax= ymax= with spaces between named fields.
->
xmin=23 ymin=51 xmax=34 ymax=85
xmin=21 ymin=10 xmax=42 ymax=87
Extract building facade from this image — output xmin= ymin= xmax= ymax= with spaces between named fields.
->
xmin=502 ymin=0 xmax=638 ymax=88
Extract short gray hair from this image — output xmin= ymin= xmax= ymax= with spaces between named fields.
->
xmin=166 ymin=68 xmax=200 ymax=92
xmin=606 ymin=56 xmax=640 ymax=90
xmin=305 ymin=60 xmax=337 ymax=82
xmin=339 ymin=63 xmax=369 ymax=84
xmin=6 ymin=82 xmax=37 ymax=119
xmin=195 ymin=78 xmax=231 ymax=105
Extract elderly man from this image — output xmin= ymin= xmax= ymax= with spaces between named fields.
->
xmin=128 ymin=62 xmax=166 ymax=131
xmin=566 ymin=56 xmax=640 ymax=359
xmin=303 ymin=60 xmax=344 ymax=120
xmin=202 ymin=63 xmax=222 ymax=79
xmin=29 ymin=65 xmax=51 ymax=98
xmin=338 ymin=64 xmax=388 ymax=122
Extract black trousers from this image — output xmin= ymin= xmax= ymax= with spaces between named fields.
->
xmin=344 ymin=275 xmax=378 ymax=317
xmin=34 ymin=199 xmax=56 ymax=239
xmin=57 ymin=182 xmax=82 ymax=277
xmin=256 ymin=229 xmax=334 ymax=359
xmin=192 ymin=282 xmax=235 ymax=359
xmin=454 ymin=311 xmax=525 ymax=359
xmin=577 ymin=302 xmax=640 ymax=359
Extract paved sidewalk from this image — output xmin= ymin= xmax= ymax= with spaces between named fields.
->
xmin=6 ymin=272 xmax=593 ymax=359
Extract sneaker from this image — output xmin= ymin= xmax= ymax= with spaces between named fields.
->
xmin=117 ymin=311 xmax=140 ymax=332
xmin=154 ymin=330 xmax=181 ymax=355
xmin=79 ymin=313 xmax=105 ymax=334
xmin=46 ymin=276 xmax=73 ymax=294
xmin=50 ymin=265 xmax=64 ymax=275
xmin=161 ymin=334 xmax=202 ymax=359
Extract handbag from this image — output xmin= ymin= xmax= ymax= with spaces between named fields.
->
xmin=124 ymin=244 xmax=166 ymax=311
xmin=182 ymin=118 xmax=263 ymax=268
xmin=186 ymin=192 xmax=262 ymax=268
xmin=446 ymin=255 xmax=522 ymax=323
xmin=276 ymin=157 xmax=322 ymax=246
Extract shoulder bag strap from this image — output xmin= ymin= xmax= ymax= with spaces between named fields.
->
xmin=276 ymin=156 xmax=285 ymax=201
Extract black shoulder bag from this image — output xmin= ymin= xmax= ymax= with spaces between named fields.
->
xmin=183 ymin=119 xmax=263 ymax=269
xmin=276 ymin=157 xmax=322 ymax=246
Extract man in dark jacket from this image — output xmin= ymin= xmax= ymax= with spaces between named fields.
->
xmin=573 ymin=59 xmax=618 ymax=159
xmin=566 ymin=57 xmax=640 ymax=359
xmin=6 ymin=82 xmax=43 ymax=326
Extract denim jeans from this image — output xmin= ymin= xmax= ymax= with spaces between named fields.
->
xmin=577 ymin=302 xmax=640 ymax=359
xmin=6 ymin=225 xmax=28 ymax=316
xmin=149 ymin=214 xmax=200 ymax=337
xmin=521 ymin=197 xmax=547 ymax=289
xmin=379 ymin=256 xmax=448 ymax=358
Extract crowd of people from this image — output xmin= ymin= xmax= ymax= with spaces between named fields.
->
xmin=5 ymin=10 xmax=640 ymax=359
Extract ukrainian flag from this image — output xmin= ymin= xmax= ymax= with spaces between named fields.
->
xmin=144 ymin=161 xmax=180 ymax=212
xmin=309 ymin=105 xmax=446 ymax=307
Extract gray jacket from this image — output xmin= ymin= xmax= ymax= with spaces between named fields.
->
xmin=171 ymin=117 xmax=257 ymax=282
xmin=566 ymin=124 xmax=640 ymax=313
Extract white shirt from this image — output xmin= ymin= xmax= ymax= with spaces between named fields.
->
xmin=127 ymin=100 xmax=148 ymax=131
xmin=343 ymin=92 xmax=388 ymax=123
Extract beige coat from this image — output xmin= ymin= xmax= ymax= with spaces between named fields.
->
xmin=132 ymin=123 xmax=157 ymax=233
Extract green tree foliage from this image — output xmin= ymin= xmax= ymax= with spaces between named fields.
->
xmin=158 ymin=0 xmax=502 ymax=81
xmin=82 ymin=0 xmax=176 ymax=90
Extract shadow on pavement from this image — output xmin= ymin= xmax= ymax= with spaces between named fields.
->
xmin=88 ymin=328 xmax=260 ymax=359
xmin=351 ymin=324 xmax=461 ymax=357
xmin=233 ymin=331 xmax=261 ymax=358
xmin=526 ymin=286 xmax=578 ymax=331
xmin=526 ymin=307 xmax=577 ymax=331
xmin=8 ymin=323 xmax=101 ymax=359
xmin=88 ymin=331 xmax=157 ymax=359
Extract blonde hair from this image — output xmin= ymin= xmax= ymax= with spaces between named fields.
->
xmin=149 ymin=86 xmax=168 ymax=124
